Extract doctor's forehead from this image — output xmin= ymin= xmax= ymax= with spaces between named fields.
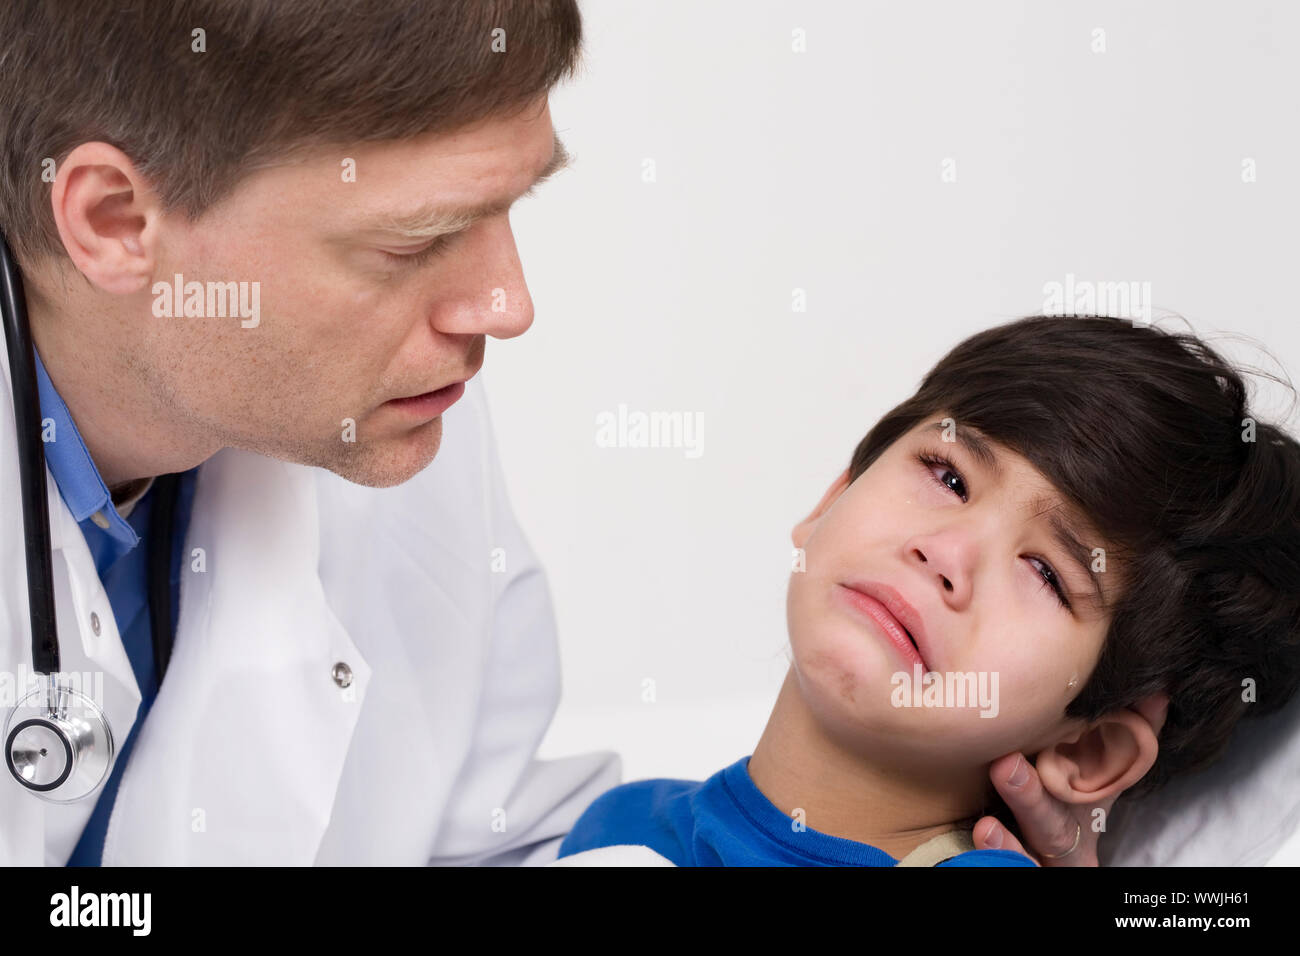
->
xmin=313 ymin=109 xmax=568 ymax=240
xmin=357 ymin=130 xmax=569 ymax=240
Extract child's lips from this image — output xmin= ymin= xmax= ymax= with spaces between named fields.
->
xmin=837 ymin=582 xmax=932 ymax=672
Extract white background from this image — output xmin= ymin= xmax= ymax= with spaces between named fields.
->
xmin=479 ymin=1 xmax=1300 ymax=788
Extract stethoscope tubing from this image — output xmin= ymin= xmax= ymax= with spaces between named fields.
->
xmin=0 ymin=230 xmax=61 ymax=676
xmin=0 ymin=229 xmax=183 ymax=802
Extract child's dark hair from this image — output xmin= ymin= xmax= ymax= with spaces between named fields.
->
xmin=847 ymin=315 xmax=1300 ymax=844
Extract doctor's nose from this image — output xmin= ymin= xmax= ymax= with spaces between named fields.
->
xmin=431 ymin=215 xmax=535 ymax=340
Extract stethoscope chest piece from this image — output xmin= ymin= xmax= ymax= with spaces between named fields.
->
xmin=4 ymin=682 xmax=115 ymax=803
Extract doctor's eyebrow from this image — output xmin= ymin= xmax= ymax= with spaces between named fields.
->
xmin=360 ymin=131 xmax=572 ymax=240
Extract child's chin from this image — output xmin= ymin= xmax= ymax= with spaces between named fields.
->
xmin=793 ymin=623 xmax=914 ymax=694
xmin=794 ymin=646 xmax=910 ymax=718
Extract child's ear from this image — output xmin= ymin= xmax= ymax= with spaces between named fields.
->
xmin=1032 ymin=708 xmax=1161 ymax=807
xmin=792 ymin=469 xmax=852 ymax=550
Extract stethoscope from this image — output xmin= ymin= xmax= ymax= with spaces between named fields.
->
xmin=0 ymin=229 xmax=181 ymax=803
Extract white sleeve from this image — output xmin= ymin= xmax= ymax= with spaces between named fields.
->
xmin=426 ymin=376 xmax=622 ymax=866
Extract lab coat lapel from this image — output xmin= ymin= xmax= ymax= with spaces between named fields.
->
xmin=0 ymin=346 xmax=142 ymax=865
xmin=38 ymin=477 xmax=146 ymax=864
xmin=102 ymin=447 xmax=371 ymax=865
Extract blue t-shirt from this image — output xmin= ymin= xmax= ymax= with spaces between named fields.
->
xmin=558 ymin=755 xmax=1037 ymax=867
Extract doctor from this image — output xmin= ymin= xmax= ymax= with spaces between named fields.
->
xmin=0 ymin=0 xmax=1116 ymax=866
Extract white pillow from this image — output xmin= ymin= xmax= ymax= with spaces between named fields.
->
xmin=1100 ymin=687 xmax=1300 ymax=866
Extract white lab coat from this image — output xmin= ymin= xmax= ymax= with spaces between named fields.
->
xmin=0 ymin=351 xmax=621 ymax=865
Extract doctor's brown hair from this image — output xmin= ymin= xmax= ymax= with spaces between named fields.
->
xmin=0 ymin=0 xmax=582 ymax=269
xmin=847 ymin=315 xmax=1300 ymax=843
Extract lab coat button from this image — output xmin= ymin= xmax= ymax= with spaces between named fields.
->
xmin=90 ymin=611 xmax=101 ymax=636
xmin=331 ymin=662 xmax=353 ymax=688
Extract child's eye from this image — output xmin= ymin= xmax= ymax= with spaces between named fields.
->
xmin=918 ymin=451 xmax=968 ymax=501
xmin=915 ymin=449 xmax=1072 ymax=611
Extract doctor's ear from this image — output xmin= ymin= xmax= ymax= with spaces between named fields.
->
xmin=791 ymin=468 xmax=853 ymax=550
xmin=49 ymin=141 xmax=162 ymax=295
xmin=1031 ymin=706 xmax=1161 ymax=808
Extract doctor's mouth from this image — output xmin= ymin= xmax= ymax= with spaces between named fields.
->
xmin=382 ymin=379 xmax=468 ymax=419
xmin=377 ymin=337 xmax=486 ymax=421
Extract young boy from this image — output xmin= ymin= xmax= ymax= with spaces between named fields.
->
xmin=556 ymin=314 xmax=1300 ymax=867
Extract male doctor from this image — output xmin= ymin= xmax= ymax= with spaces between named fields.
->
xmin=0 ymin=0 xmax=1111 ymax=866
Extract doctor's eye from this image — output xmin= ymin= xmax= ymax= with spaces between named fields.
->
xmin=379 ymin=234 xmax=455 ymax=267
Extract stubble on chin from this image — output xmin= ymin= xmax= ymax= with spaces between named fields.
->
xmin=311 ymin=416 xmax=446 ymax=488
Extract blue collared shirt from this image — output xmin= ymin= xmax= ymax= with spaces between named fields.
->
xmin=32 ymin=347 xmax=198 ymax=866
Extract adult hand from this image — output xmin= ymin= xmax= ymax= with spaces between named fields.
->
xmin=971 ymin=691 xmax=1170 ymax=866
